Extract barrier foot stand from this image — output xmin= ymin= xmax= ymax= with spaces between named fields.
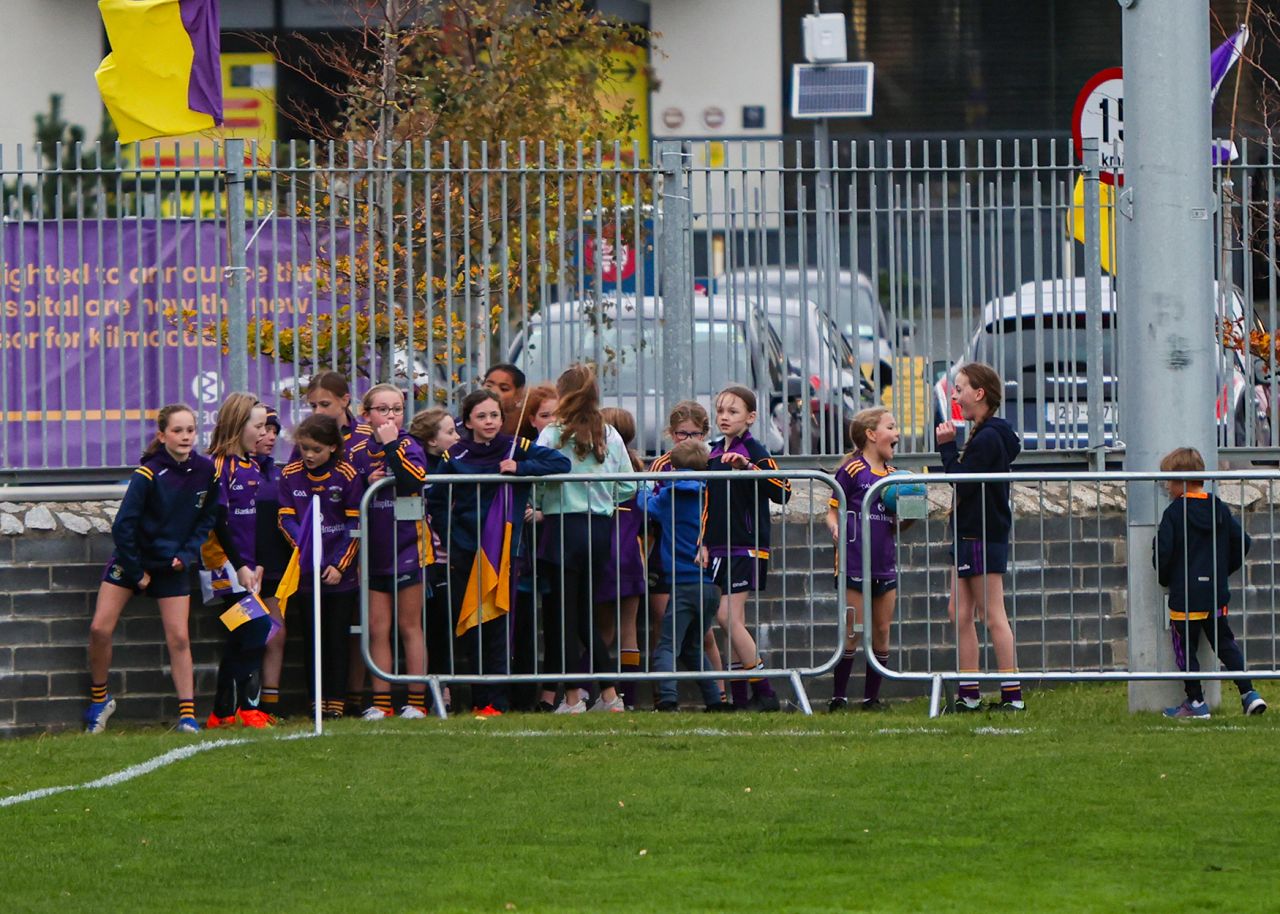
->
xmin=928 ymin=675 xmax=944 ymax=719
xmin=428 ymin=678 xmax=449 ymax=720
xmin=789 ymin=671 xmax=813 ymax=716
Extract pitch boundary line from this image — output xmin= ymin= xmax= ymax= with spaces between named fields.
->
xmin=0 ymin=731 xmax=314 ymax=810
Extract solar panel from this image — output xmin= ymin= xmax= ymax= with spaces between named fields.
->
xmin=790 ymin=63 xmax=875 ymax=119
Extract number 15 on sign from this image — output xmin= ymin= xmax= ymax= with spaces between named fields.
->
xmin=1072 ymin=67 xmax=1124 ymax=185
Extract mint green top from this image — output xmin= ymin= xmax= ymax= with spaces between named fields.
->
xmin=534 ymin=422 xmax=638 ymax=516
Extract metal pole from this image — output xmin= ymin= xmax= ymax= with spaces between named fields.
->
xmin=1082 ymin=138 xmax=1105 ymax=470
xmin=659 ymin=141 xmax=694 ymax=416
xmin=1120 ymin=0 xmax=1220 ymax=713
xmin=225 ymin=138 xmax=248 ymax=393
xmin=311 ymin=494 xmax=323 ymax=735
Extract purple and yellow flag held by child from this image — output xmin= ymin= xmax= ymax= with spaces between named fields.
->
xmin=456 ymin=483 xmax=516 ymax=636
xmin=275 ymin=498 xmax=316 ymax=618
xmin=219 ymin=592 xmax=282 ymax=647
xmin=95 ymin=0 xmax=223 ymax=144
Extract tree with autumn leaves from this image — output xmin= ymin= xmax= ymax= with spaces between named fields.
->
xmin=208 ymin=0 xmax=652 ymax=400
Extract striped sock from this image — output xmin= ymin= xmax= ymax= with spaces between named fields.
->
xmin=750 ymin=661 xmax=775 ymax=699
xmin=1000 ymin=674 xmax=1023 ymax=705
xmin=178 ymin=698 xmax=196 ymax=720
xmin=864 ymin=651 xmax=890 ymax=704
xmin=373 ymin=692 xmax=393 ymax=714
xmin=91 ymin=681 xmax=109 ymax=704
xmin=832 ymin=650 xmax=856 ymax=699
xmin=323 ymin=699 xmax=345 ymax=716
xmin=261 ymin=688 xmax=279 ymax=707
xmin=729 ymin=663 xmax=750 ymax=706
xmin=620 ymin=649 xmax=641 ymax=708
xmin=957 ymin=678 xmax=981 ymax=703
xmin=408 ymin=690 xmax=428 ymax=711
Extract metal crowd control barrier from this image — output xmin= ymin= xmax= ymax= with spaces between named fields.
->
xmin=860 ymin=469 xmax=1280 ymax=718
xmin=357 ymin=469 xmax=846 ymax=717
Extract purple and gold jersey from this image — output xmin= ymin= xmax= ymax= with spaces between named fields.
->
xmin=278 ymin=456 xmax=364 ymax=592
xmin=831 ymin=453 xmax=897 ymax=581
xmin=202 ymin=455 xmax=262 ymax=572
xmin=349 ymin=429 xmax=434 ymax=576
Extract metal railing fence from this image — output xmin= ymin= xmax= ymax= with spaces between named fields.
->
xmin=5 ymin=136 xmax=1280 ymax=477
xmin=858 ymin=469 xmax=1280 ymax=717
xmin=356 ymin=469 xmax=846 ymax=717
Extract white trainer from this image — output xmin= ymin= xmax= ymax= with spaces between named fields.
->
xmin=553 ymin=700 xmax=587 ymax=714
xmin=399 ymin=705 xmax=429 ymax=719
xmin=361 ymin=706 xmax=392 ymax=720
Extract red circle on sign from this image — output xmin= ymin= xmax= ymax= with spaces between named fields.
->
xmin=1072 ymin=66 xmax=1124 ymax=186
xmin=584 ymin=235 xmax=635 ymax=283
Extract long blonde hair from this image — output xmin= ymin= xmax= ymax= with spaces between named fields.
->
xmin=208 ymin=392 xmax=262 ymax=458
xmin=555 ymin=364 xmax=606 ymax=462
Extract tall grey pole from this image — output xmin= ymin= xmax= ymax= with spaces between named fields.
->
xmin=1120 ymin=1 xmax=1219 ymax=712
xmin=1081 ymin=138 xmax=1105 ymax=471
xmin=659 ymin=141 xmax=694 ymax=417
xmin=225 ymin=139 xmax=248 ymax=393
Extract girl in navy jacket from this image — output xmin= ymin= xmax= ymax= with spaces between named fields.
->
xmin=85 ymin=404 xmax=219 ymax=734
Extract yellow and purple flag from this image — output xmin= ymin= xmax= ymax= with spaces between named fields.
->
xmin=275 ymin=499 xmax=315 ymax=619
xmin=456 ymin=484 xmax=516 ymax=636
xmin=95 ymin=0 xmax=223 ymax=144
xmin=219 ymin=592 xmax=282 ymax=646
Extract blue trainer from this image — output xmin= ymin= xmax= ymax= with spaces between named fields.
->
xmin=1241 ymin=690 xmax=1268 ymax=716
xmin=1163 ymin=700 xmax=1211 ymax=720
xmin=84 ymin=697 xmax=116 ymax=734
xmin=176 ymin=716 xmax=202 ymax=734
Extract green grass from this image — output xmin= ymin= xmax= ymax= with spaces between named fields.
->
xmin=3 ymin=684 xmax=1279 ymax=913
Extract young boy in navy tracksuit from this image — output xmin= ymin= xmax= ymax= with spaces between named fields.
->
xmin=648 ymin=440 xmax=728 ymax=712
xmin=1155 ymin=446 xmax=1267 ymax=719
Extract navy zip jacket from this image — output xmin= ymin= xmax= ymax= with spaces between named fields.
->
xmin=1154 ymin=491 xmax=1250 ymax=620
xmin=703 ymin=432 xmax=791 ymax=560
xmin=646 ymin=477 xmax=711 ymax=586
xmin=427 ymin=434 xmax=570 ymax=557
xmin=111 ymin=449 xmax=219 ymax=588
xmin=939 ymin=415 xmax=1022 ymax=542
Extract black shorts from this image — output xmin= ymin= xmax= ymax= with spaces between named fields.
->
xmin=102 ymin=559 xmax=191 ymax=599
xmin=368 ymin=569 xmax=426 ymax=594
xmin=840 ymin=576 xmax=898 ymax=598
xmin=954 ymin=540 xmax=1009 ymax=578
xmin=647 ymin=569 xmax=672 ymax=596
xmin=708 ymin=555 xmax=768 ymax=595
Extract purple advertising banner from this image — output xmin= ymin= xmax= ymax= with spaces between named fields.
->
xmin=1 ymin=219 xmax=329 ymax=471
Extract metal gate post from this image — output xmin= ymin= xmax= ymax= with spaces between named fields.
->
xmin=659 ymin=141 xmax=694 ymax=417
xmin=1082 ymin=138 xmax=1105 ymax=472
xmin=224 ymin=139 xmax=249 ymax=393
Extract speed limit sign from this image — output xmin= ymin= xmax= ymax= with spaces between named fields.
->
xmin=1072 ymin=67 xmax=1124 ymax=185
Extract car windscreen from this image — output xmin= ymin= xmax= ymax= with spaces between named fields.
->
xmin=974 ymin=314 xmax=1117 ymax=380
xmin=517 ymin=317 xmax=753 ymax=394
xmin=770 ymin=279 xmax=882 ymax=340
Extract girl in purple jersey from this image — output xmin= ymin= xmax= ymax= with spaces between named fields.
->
xmin=410 ymin=407 xmax=460 ymax=714
xmin=203 ymin=393 xmax=271 ymax=729
xmin=278 ymin=414 xmax=365 ymax=718
xmin=85 ymin=404 xmax=219 ymax=734
xmin=351 ymin=384 xmax=433 ymax=720
xmin=254 ymin=407 xmax=291 ymax=717
xmin=826 ymin=407 xmax=906 ymax=711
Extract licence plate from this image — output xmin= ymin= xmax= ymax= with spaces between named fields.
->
xmin=1045 ymin=402 xmax=1117 ymax=426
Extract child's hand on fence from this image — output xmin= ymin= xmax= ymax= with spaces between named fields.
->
xmin=368 ymin=467 xmax=386 ymax=482
xmin=721 ymin=452 xmax=750 ymax=470
xmin=322 ymin=565 xmax=342 ymax=586
xmin=935 ymin=421 xmax=956 ymax=445
xmin=499 ymin=458 xmax=519 ymax=475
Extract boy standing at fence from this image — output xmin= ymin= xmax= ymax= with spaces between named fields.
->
xmin=647 ymin=440 xmax=728 ymax=711
xmin=1154 ymin=447 xmax=1267 ymax=719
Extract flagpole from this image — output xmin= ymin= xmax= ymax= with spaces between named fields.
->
xmin=311 ymin=494 xmax=323 ymax=736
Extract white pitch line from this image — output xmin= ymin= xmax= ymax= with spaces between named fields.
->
xmin=0 ymin=731 xmax=315 ymax=810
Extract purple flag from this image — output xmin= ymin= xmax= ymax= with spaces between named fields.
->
xmin=1210 ymin=26 xmax=1248 ymax=103
xmin=180 ymin=0 xmax=224 ymax=124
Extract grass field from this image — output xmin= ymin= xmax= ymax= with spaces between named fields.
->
xmin=3 ymin=683 xmax=1279 ymax=913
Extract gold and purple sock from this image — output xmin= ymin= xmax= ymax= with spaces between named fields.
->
xmin=729 ymin=663 xmax=750 ymax=706
xmin=90 ymin=681 xmax=109 ymax=704
xmin=261 ymin=688 xmax=279 ymax=708
xmin=620 ymin=649 xmax=641 ymax=708
xmin=864 ymin=651 xmax=890 ymax=703
xmin=1000 ymin=674 xmax=1022 ymax=705
xmin=372 ymin=692 xmax=393 ymax=715
xmin=832 ymin=650 xmax=856 ymax=699
xmin=408 ymin=690 xmax=428 ymax=712
xmin=749 ymin=661 xmax=776 ymax=699
xmin=957 ymin=679 xmax=981 ymax=703
xmin=178 ymin=698 xmax=196 ymax=720
xmin=323 ymin=698 xmax=345 ymax=716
